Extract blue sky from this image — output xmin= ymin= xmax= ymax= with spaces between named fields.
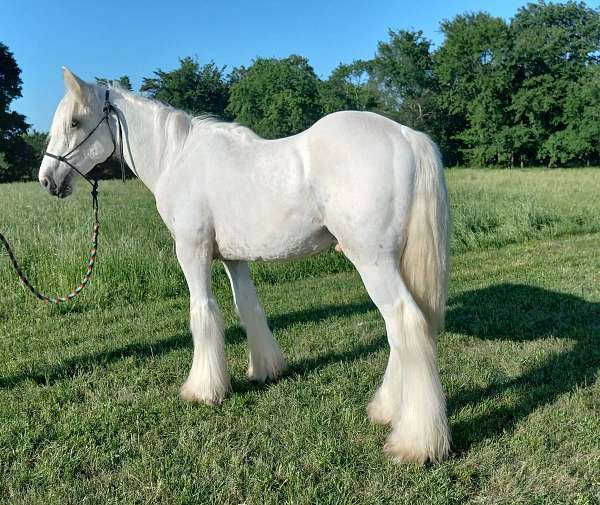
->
xmin=1 ymin=0 xmax=587 ymax=131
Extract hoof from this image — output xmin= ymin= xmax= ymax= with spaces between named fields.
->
xmin=247 ymin=360 xmax=287 ymax=383
xmin=247 ymin=351 xmax=287 ymax=383
xmin=383 ymin=426 xmax=450 ymax=465
xmin=180 ymin=380 xmax=229 ymax=405
xmin=384 ymin=440 xmax=430 ymax=465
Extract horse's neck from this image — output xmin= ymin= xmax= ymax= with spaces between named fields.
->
xmin=111 ymin=92 xmax=181 ymax=193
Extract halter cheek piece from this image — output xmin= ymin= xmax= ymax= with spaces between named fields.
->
xmin=44 ymin=89 xmax=127 ymax=206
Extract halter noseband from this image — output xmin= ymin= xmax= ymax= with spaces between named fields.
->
xmin=44 ymin=89 xmax=127 ymax=190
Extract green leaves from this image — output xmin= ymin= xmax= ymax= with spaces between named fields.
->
xmin=435 ymin=13 xmax=515 ymax=166
xmin=141 ymin=58 xmax=231 ymax=118
xmin=226 ymin=55 xmax=323 ymax=139
xmin=431 ymin=2 xmax=600 ymax=167
xmin=318 ymin=61 xmax=380 ymax=115
xmin=507 ymin=1 xmax=600 ymax=167
xmin=95 ymin=76 xmax=132 ymax=91
xmin=0 ymin=42 xmax=30 ymax=182
xmin=371 ymin=30 xmax=440 ymax=134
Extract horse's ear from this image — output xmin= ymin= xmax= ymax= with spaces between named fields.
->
xmin=62 ymin=67 xmax=89 ymax=102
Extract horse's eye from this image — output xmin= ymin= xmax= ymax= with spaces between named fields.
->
xmin=71 ymin=119 xmax=79 ymax=128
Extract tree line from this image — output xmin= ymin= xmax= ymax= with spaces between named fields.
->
xmin=1 ymin=1 xmax=599 ymax=182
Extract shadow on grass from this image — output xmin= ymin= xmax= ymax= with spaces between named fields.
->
xmin=0 ymin=332 xmax=191 ymax=389
xmin=225 ymin=300 xmax=376 ymax=345
xmin=0 ymin=300 xmax=377 ymax=389
xmin=446 ymin=283 xmax=600 ymax=453
xmin=228 ymin=283 xmax=600 ymax=453
xmin=230 ymin=333 xmax=386 ymax=395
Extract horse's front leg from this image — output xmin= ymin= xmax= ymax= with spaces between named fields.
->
xmin=223 ymin=260 xmax=287 ymax=382
xmin=176 ymin=239 xmax=230 ymax=404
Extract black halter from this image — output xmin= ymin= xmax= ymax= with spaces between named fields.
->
xmin=44 ymin=89 xmax=127 ymax=191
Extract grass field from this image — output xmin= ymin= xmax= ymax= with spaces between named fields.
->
xmin=1 ymin=168 xmax=599 ymax=504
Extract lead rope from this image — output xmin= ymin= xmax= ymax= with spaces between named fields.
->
xmin=1 ymin=89 xmax=128 ymax=305
xmin=0 ymin=181 xmax=99 ymax=304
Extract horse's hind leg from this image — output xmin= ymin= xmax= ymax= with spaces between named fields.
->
xmin=355 ymin=258 xmax=449 ymax=464
xmin=223 ymin=260 xmax=287 ymax=382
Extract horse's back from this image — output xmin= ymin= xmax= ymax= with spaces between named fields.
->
xmin=304 ymin=110 xmax=414 ymax=173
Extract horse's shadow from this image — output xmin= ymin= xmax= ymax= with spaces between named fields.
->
xmin=2 ymin=283 xmax=598 ymax=456
xmin=0 ymin=300 xmax=378 ymax=390
xmin=445 ymin=283 xmax=600 ymax=452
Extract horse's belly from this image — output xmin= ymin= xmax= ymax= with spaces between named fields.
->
xmin=215 ymin=224 xmax=335 ymax=262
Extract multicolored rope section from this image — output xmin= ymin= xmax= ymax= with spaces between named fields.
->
xmin=0 ymin=183 xmax=99 ymax=305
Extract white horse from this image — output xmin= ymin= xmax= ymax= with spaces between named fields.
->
xmin=39 ymin=68 xmax=451 ymax=464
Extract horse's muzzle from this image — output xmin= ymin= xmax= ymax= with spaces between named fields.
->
xmin=40 ymin=174 xmax=72 ymax=198
xmin=40 ymin=175 xmax=56 ymax=194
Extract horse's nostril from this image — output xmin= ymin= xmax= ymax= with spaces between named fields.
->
xmin=41 ymin=177 xmax=49 ymax=188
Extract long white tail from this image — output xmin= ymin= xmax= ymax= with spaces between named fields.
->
xmin=400 ymin=128 xmax=450 ymax=335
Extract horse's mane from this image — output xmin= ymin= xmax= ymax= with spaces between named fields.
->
xmin=102 ymin=82 xmax=261 ymax=141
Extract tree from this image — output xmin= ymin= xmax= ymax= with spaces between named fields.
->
xmin=19 ymin=130 xmax=47 ymax=181
xmin=566 ymin=65 xmax=600 ymax=165
xmin=509 ymin=1 xmax=600 ymax=166
xmin=434 ymin=13 xmax=514 ymax=166
xmin=95 ymin=75 xmax=132 ymax=90
xmin=227 ymin=55 xmax=323 ymax=138
xmin=319 ymin=60 xmax=381 ymax=114
xmin=371 ymin=30 xmax=437 ymax=122
xmin=0 ymin=42 xmax=30 ymax=182
xmin=368 ymin=30 xmax=455 ymax=162
xmin=141 ymin=58 xmax=230 ymax=117
xmin=540 ymin=65 xmax=600 ymax=166
xmin=0 ymin=152 xmax=9 ymax=177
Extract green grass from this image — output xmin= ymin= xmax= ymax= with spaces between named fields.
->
xmin=1 ymin=168 xmax=599 ymax=504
